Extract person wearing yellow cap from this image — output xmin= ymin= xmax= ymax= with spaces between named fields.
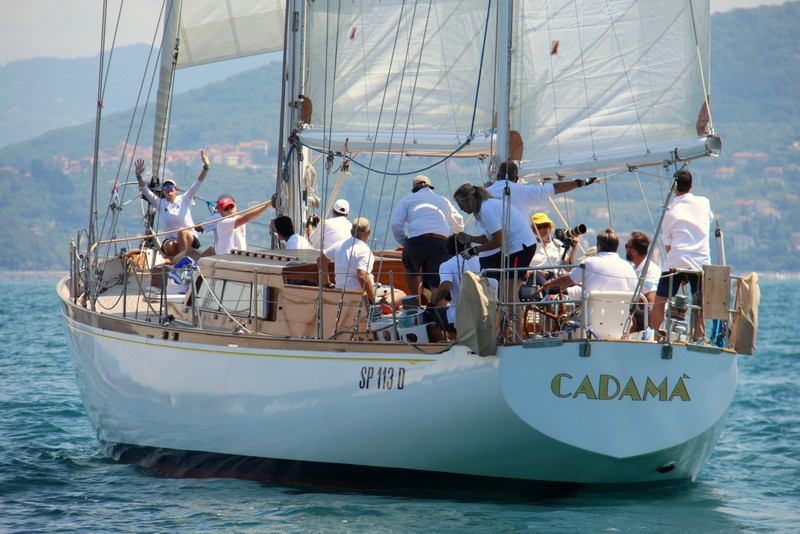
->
xmin=529 ymin=212 xmax=578 ymax=284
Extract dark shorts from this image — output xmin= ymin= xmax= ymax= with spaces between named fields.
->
xmin=402 ymin=235 xmax=449 ymax=289
xmin=479 ymin=243 xmax=536 ymax=281
xmin=655 ymin=270 xmax=701 ymax=298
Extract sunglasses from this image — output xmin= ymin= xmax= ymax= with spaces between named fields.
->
xmin=162 ymin=184 xmax=176 ymax=191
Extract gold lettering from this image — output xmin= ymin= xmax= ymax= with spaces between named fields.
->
xmin=551 ymin=373 xmax=572 ymax=398
xmin=599 ymin=374 xmax=621 ymax=400
xmin=643 ymin=377 xmax=668 ymax=401
xmin=572 ymin=375 xmax=597 ymax=399
xmin=669 ymin=377 xmax=691 ymax=401
xmin=618 ymin=377 xmax=642 ymax=401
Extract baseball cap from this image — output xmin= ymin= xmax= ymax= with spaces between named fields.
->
xmin=162 ymin=179 xmax=177 ymax=190
xmin=217 ymin=197 xmax=236 ymax=212
xmin=351 ymin=217 xmax=371 ymax=235
xmin=531 ymin=212 xmax=553 ymax=228
xmin=412 ymin=175 xmax=434 ymax=190
xmin=333 ymin=199 xmax=350 ymax=215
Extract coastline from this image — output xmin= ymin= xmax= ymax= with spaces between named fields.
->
xmin=0 ymin=270 xmax=798 ymax=281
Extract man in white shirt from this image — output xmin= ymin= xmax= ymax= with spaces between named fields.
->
xmin=649 ymin=169 xmax=714 ymax=332
xmin=323 ymin=217 xmax=375 ymax=302
xmin=308 ymin=198 xmax=351 ymax=249
xmin=541 ymin=228 xmax=637 ymax=294
xmin=390 ymin=175 xmax=464 ymax=298
xmin=273 ymin=215 xmax=312 ymax=250
xmin=625 ymin=231 xmax=661 ymax=303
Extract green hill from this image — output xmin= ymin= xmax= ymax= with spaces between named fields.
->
xmin=0 ymin=2 xmax=798 ymax=273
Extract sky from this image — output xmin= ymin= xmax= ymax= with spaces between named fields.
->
xmin=0 ymin=0 xmax=792 ymax=66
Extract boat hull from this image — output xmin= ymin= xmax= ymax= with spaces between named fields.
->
xmin=60 ymin=290 xmax=737 ymax=488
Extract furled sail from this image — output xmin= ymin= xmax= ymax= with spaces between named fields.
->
xmin=298 ymin=0 xmax=499 ymax=157
xmin=512 ymin=0 xmax=715 ymax=177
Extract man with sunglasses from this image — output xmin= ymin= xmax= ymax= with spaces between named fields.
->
xmin=135 ymin=150 xmax=211 ymax=257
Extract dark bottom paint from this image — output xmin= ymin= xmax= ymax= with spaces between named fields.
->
xmin=106 ymin=442 xmax=687 ymax=499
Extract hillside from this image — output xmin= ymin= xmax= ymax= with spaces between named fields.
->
xmin=0 ymin=2 xmax=798 ymax=273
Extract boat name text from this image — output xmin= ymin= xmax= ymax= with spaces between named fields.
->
xmin=359 ymin=366 xmax=405 ymax=390
xmin=551 ymin=373 xmax=690 ymax=401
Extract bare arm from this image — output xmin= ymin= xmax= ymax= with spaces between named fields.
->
xmin=233 ymin=199 xmax=273 ymax=229
xmin=197 ymin=150 xmax=210 ymax=182
xmin=428 ymin=280 xmax=453 ymax=307
xmin=357 ymin=269 xmax=374 ymax=303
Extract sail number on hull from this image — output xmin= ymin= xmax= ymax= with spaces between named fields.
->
xmin=359 ymin=367 xmax=406 ymax=390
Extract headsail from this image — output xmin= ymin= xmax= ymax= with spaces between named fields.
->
xmin=512 ymin=0 xmax=716 ymax=177
xmin=152 ymin=0 xmax=286 ymax=175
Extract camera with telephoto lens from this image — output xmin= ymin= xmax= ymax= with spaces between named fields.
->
xmin=554 ymin=224 xmax=587 ymax=242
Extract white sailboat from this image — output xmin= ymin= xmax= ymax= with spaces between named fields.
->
xmin=58 ymin=0 xmax=760 ymax=491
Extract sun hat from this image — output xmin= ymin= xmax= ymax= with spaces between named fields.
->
xmin=531 ymin=212 xmax=554 ymax=228
xmin=333 ymin=198 xmax=350 ymax=215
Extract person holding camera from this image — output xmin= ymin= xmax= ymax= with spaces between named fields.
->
xmin=307 ymin=198 xmax=351 ymax=249
xmin=529 ymin=212 xmax=580 ymax=284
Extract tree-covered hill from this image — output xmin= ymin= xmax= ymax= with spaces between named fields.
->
xmin=0 ymin=2 xmax=798 ymax=273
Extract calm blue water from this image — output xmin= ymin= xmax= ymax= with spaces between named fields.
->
xmin=1 ymin=278 xmax=797 ymax=533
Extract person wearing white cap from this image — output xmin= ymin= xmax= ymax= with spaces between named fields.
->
xmin=390 ymin=175 xmax=464 ymax=300
xmin=307 ymin=198 xmax=352 ymax=249
xmin=134 ymin=150 xmax=211 ymax=257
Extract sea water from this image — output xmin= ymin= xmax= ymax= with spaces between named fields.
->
xmin=0 ymin=278 xmax=797 ymax=533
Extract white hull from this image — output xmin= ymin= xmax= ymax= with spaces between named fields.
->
xmin=60 ymin=282 xmax=736 ymax=488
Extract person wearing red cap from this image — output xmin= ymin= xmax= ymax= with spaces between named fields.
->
xmin=135 ymin=150 xmax=210 ymax=257
xmin=198 ymin=195 xmax=272 ymax=254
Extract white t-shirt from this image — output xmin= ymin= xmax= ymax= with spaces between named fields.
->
xmin=286 ymin=233 xmax=312 ymax=250
xmin=438 ymin=255 xmax=481 ymax=324
xmin=569 ymin=252 xmax=637 ymax=293
xmin=212 ymin=217 xmax=246 ymax=253
xmin=142 ymin=180 xmax=202 ymax=240
xmin=330 ymin=236 xmax=375 ymax=292
xmin=309 ymin=215 xmax=351 ymax=249
xmin=662 ymin=192 xmax=713 ymax=271
xmin=475 ymin=198 xmax=535 ymax=256
xmin=486 ymin=180 xmax=555 ymax=219
xmin=390 ymin=187 xmax=464 ymax=245
xmin=530 ymin=238 xmax=567 ymax=268
xmin=635 ymin=259 xmax=662 ymax=296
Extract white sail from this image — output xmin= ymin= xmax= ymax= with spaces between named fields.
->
xmin=298 ymin=0 xmax=499 ymax=156
xmin=176 ymin=0 xmax=285 ymax=68
xmin=512 ymin=0 xmax=713 ymax=176
xmin=152 ymin=0 xmax=285 ymax=175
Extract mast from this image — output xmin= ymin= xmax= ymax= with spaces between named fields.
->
xmin=496 ymin=0 xmax=512 ymax=163
xmin=88 ymin=1 xmax=110 ymax=252
xmin=152 ymin=0 xmax=183 ymax=179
